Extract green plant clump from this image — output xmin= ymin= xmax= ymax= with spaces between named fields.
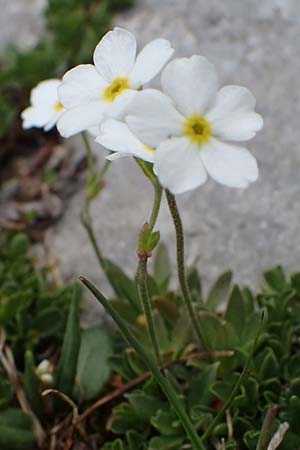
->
xmin=90 ymin=248 xmax=300 ymax=450
xmin=0 ymin=232 xmax=113 ymax=449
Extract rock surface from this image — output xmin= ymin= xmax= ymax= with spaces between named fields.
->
xmin=0 ymin=0 xmax=46 ymax=51
xmin=3 ymin=0 xmax=300 ymax=322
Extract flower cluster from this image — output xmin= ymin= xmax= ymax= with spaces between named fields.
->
xmin=22 ymin=27 xmax=263 ymax=194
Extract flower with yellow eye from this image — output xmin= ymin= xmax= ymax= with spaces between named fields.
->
xmin=21 ymin=79 xmax=64 ymax=131
xmin=105 ymin=56 xmax=263 ymax=194
xmin=57 ymin=27 xmax=174 ymax=138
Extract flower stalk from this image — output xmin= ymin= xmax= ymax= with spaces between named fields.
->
xmin=80 ymin=132 xmax=111 ymax=280
xmin=165 ymin=190 xmax=207 ymax=349
xmin=136 ymin=170 xmax=163 ymax=362
xmin=80 ymin=276 xmax=206 ymax=450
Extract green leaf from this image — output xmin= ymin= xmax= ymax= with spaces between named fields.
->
xmin=126 ymin=430 xmax=145 ymax=450
xmin=225 ymin=285 xmax=246 ymax=338
xmin=153 ymin=242 xmax=171 ymax=291
xmin=76 ymin=326 xmax=112 ymax=401
xmin=55 ymin=284 xmax=81 ymax=398
xmin=187 ymin=266 xmax=202 ymax=297
xmin=127 ymin=390 xmax=167 ymax=421
xmin=257 ymin=348 xmax=279 ymax=381
xmin=111 ymin=403 xmax=145 ymax=434
xmin=33 ymin=307 xmax=64 ymax=338
xmin=23 ymin=351 xmax=43 ymax=418
xmin=0 ymin=409 xmax=35 ymax=450
xmin=188 ymin=363 xmax=219 ymax=408
xmin=148 ymin=435 xmax=184 ymax=450
xmin=153 ymin=311 xmax=170 ymax=353
xmin=197 ymin=311 xmax=238 ymax=350
xmin=151 ymin=409 xmax=182 ymax=436
xmin=264 ymin=266 xmax=288 ymax=292
xmin=0 ymin=377 xmax=13 ymax=409
xmin=206 ymin=271 xmax=232 ymax=311
xmin=104 ymin=259 xmax=140 ymax=312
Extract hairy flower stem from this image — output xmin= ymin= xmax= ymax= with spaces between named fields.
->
xmin=165 ymin=190 xmax=207 ymax=350
xmin=80 ymin=277 xmax=206 ymax=450
xmin=137 ymin=182 xmax=163 ymax=363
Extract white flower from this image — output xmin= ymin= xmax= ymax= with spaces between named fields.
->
xmin=21 ymin=79 xmax=64 ymax=131
xmin=57 ymin=27 xmax=174 ymax=139
xmin=97 ymin=56 xmax=263 ymax=194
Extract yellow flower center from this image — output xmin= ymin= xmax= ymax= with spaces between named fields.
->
xmin=54 ymin=101 xmax=64 ymax=112
xmin=143 ymin=145 xmax=155 ymax=154
xmin=184 ymin=115 xmax=211 ymax=145
xmin=103 ymin=77 xmax=130 ymax=102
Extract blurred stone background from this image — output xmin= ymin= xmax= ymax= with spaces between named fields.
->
xmin=2 ymin=0 xmax=300 ymax=321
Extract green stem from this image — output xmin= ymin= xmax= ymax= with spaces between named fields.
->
xmin=81 ymin=131 xmax=96 ymax=175
xmin=165 ymin=190 xmax=207 ymax=349
xmin=80 ymin=204 xmax=107 ymax=273
xmin=137 ymin=183 xmax=163 ymax=363
xmin=80 ymin=277 xmax=206 ymax=450
xmin=149 ymin=184 xmax=163 ymax=231
xmin=200 ymin=320 xmax=263 ymax=442
xmin=137 ymin=258 xmax=161 ymax=362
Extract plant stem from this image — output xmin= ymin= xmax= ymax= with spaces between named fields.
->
xmin=137 ymin=183 xmax=163 ymax=363
xmin=165 ymin=190 xmax=207 ymax=349
xmin=80 ymin=132 xmax=111 ymax=281
xmin=80 ymin=204 xmax=106 ymax=273
xmin=137 ymin=258 xmax=161 ymax=362
xmin=80 ymin=277 xmax=206 ymax=450
xmin=81 ymin=131 xmax=95 ymax=175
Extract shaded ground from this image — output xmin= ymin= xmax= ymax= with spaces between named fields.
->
xmin=3 ymin=0 xmax=300 ymax=322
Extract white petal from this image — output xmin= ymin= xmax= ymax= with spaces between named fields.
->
xmin=30 ymin=79 xmax=61 ymax=108
xmin=154 ymin=137 xmax=207 ymax=194
xmin=93 ymin=27 xmax=136 ymax=83
xmin=200 ymin=138 xmax=258 ymax=188
xmin=161 ymin=55 xmax=218 ymax=116
xmin=21 ymin=106 xmax=53 ymax=129
xmin=58 ymin=65 xmax=107 ymax=108
xmin=105 ymin=89 xmax=137 ymax=120
xmin=88 ymin=125 xmax=101 ymax=137
xmin=106 ymin=152 xmax=129 ymax=161
xmin=95 ymin=119 xmax=155 ymax=163
xmin=211 ymin=112 xmax=263 ymax=142
xmin=44 ymin=110 xmax=63 ymax=131
xmin=125 ymin=89 xmax=184 ymax=147
xmin=57 ymin=102 xmax=105 ymax=138
xmin=206 ymin=86 xmax=257 ymax=122
xmin=130 ymin=39 xmax=174 ymax=88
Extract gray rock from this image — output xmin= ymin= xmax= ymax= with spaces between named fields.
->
xmin=0 ymin=0 xmax=46 ymax=51
xmin=4 ymin=0 xmax=300 ymax=322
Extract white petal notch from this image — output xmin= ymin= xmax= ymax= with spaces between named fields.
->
xmin=116 ymin=55 xmax=263 ymax=194
xmin=57 ymin=27 xmax=174 ymax=138
xmin=21 ymin=79 xmax=64 ymax=131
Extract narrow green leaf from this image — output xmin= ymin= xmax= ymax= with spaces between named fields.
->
xmin=55 ymin=284 xmax=81 ymax=397
xmin=154 ymin=242 xmax=171 ymax=291
xmin=206 ymin=271 xmax=232 ymax=311
xmin=23 ymin=351 xmax=43 ymax=418
xmin=225 ymin=285 xmax=246 ymax=338
xmin=104 ymin=259 xmax=140 ymax=312
xmin=76 ymin=326 xmax=112 ymax=401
